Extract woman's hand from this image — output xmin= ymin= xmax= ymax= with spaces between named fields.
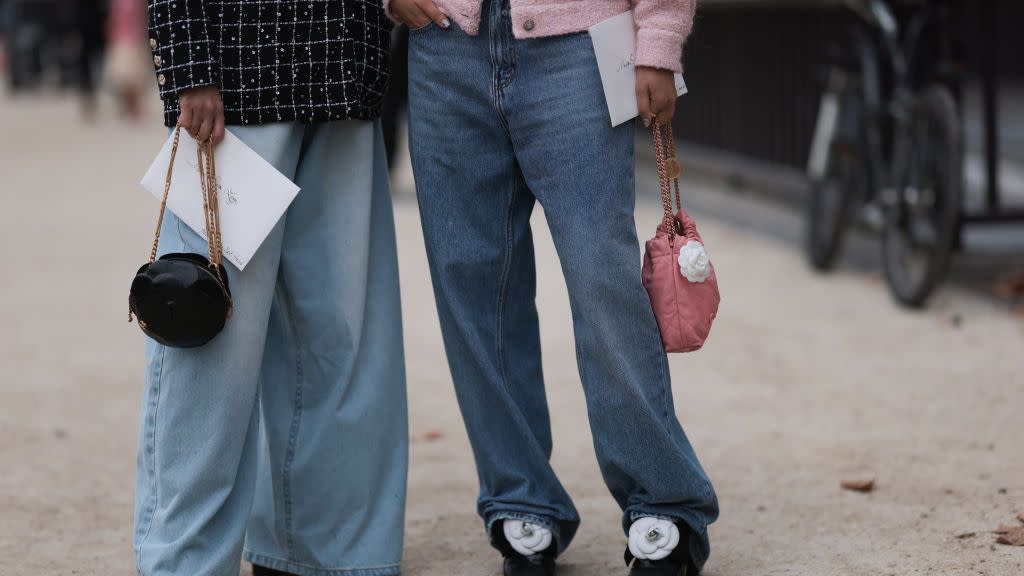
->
xmin=389 ymin=0 xmax=450 ymax=30
xmin=636 ymin=66 xmax=677 ymax=127
xmin=177 ymin=85 xmax=225 ymax=145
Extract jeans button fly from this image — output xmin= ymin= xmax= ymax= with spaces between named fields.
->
xmin=523 ymin=19 xmax=535 ymax=31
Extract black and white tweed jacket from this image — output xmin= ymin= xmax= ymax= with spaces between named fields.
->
xmin=147 ymin=0 xmax=392 ymax=126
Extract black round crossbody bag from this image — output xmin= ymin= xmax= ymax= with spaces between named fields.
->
xmin=128 ymin=127 xmax=233 ymax=348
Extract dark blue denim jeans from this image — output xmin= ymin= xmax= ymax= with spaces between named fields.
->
xmin=407 ymin=0 xmax=719 ymax=567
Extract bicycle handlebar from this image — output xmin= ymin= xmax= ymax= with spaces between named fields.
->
xmin=842 ymin=0 xmax=908 ymax=82
xmin=842 ymin=0 xmax=899 ymax=37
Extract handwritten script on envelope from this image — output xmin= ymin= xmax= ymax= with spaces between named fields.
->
xmin=140 ymin=130 xmax=300 ymax=270
xmin=589 ymin=11 xmax=688 ymax=127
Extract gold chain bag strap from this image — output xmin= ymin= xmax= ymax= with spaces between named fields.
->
xmin=128 ymin=127 xmax=234 ymax=348
xmin=641 ymin=120 xmax=720 ymax=353
xmin=651 ymin=120 xmax=684 ymax=241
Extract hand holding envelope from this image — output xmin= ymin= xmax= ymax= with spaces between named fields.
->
xmin=140 ymin=130 xmax=300 ymax=270
xmin=589 ymin=11 xmax=688 ymax=127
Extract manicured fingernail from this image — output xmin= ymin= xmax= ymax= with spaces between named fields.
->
xmin=441 ymin=17 xmax=451 ymax=28
xmin=642 ymin=117 xmax=651 ymax=128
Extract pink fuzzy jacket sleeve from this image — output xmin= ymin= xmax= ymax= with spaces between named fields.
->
xmin=633 ymin=0 xmax=696 ymax=73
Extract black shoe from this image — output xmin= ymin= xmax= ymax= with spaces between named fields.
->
xmin=627 ymin=554 xmax=696 ymax=576
xmin=624 ymin=524 xmax=699 ymax=576
xmin=503 ymin=548 xmax=556 ymax=576
xmin=251 ymin=564 xmax=298 ymax=576
xmin=490 ymin=520 xmax=557 ymax=576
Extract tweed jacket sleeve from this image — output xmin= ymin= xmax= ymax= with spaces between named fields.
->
xmin=148 ymin=0 xmax=221 ymax=98
xmin=633 ymin=0 xmax=696 ymax=73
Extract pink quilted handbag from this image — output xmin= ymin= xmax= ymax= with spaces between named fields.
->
xmin=641 ymin=122 xmax=720 ymax=353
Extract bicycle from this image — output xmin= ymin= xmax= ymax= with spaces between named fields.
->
xmin=805 ymin=0 xmax=963 ymax=307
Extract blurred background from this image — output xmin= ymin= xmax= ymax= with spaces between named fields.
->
xmin=1 ymin=0 xmax=1022 ymax=574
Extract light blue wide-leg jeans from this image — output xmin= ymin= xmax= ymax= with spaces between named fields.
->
xmin=133 ymin=120 xmax=408 ymax=576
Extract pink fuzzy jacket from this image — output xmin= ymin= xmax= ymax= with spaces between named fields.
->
xmin=386 ymin=0 xmax=696 ymax=73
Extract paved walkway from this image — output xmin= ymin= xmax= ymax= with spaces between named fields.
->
xmin=1 ymin=93 xmax=1022 ymax=575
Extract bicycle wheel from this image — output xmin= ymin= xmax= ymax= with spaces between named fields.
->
xmin=882 ymin=85 xmax=962 ymax=308
xmin=806 ymin=88 xmax=863 ymax=270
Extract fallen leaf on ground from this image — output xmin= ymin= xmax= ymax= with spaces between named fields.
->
xmin=840 ymin=476 xmax=875 ymax=493
xmin=994 ymin=524 xmax=1019 ymax=534
xmin=411 ymin=430 xmax=445 ymax=443
xmin=992 ymin=271 xmax=1024 ymax=299
xmin=955 ymin=532 xmax=976 ymax=539
xmin=995 ymin=525 xmax=1024 ymax=546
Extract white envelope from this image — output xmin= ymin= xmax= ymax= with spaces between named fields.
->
xmin=140 ymin=130 xmax=300 ymax=270
xmin=589 ymin=11 xmax=688 ymax=127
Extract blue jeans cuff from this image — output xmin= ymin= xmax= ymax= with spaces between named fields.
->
xmin=622 ymin=507 xmax=712 ymax=569
xmin=484 ymin=511 xmax=563 ymax=556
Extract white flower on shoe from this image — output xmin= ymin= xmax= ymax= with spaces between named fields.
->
xmin=678 ymin=240 xmax=711 ymax=283
xmin=628 ymin=517 xmax=680 ymax=561
xmin=503 ymin=520 xmax=553 ymax=556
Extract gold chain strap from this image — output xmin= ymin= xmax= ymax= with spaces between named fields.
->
xmin=146 ymin=126 xmax=223 ymax=265
xmin=131 ymin=128 xmax=227 ymax=322
xmin=664 ymin=124 xmax=683 ymax=210
xmin=651 ymin=121 xmax=683 ymax=239
xmin=196 ymin=137 xmax=224 ymax=269
xmin=148 ymin=127 xmax=182 ymax=263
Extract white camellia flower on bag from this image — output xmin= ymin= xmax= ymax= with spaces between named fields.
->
xmin=678 ymin=240 xmax=711 ymax=283
xmin=503 ymin=520 xmax=553 ymax=556
xmin=628 ymin=517 xmax=680 ymax=561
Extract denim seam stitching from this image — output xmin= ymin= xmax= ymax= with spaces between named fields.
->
xmin=175 ymin=218 xmax=191 ymax=252
xmin=488 ymin=5 xmax=514 ymax=139
xmin=655 ymin=335 xmax=672 ymax=422
xmin=244 ymin=549 xmax=401 ymax=575
xmin=135 ymin=344 xmax=166 ymax=575
xmin=492 ymin=78 xmax=513 ymax=140
xmin=494 ymin=1 xmax=516 ymax=89
xmin=279 ymin=280 xmax=306 ymax=560
xmin=654 ymin=254 xmax=681 ymax=423
xmin=494 ymin=166 xmax=521 ymax=393
xmin=659 ymin=264 xmax=716 ymax=505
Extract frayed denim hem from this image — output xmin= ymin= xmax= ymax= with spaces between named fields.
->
xmin=244 ymin=550 xmax=401 ymax=576
xmin=622 ymin=507 xmax=712 ymax=570
xmin=625 ymin=508 xmax=708 ymax=535
xmin=484 ymin=511 xmax=564 ymax=556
